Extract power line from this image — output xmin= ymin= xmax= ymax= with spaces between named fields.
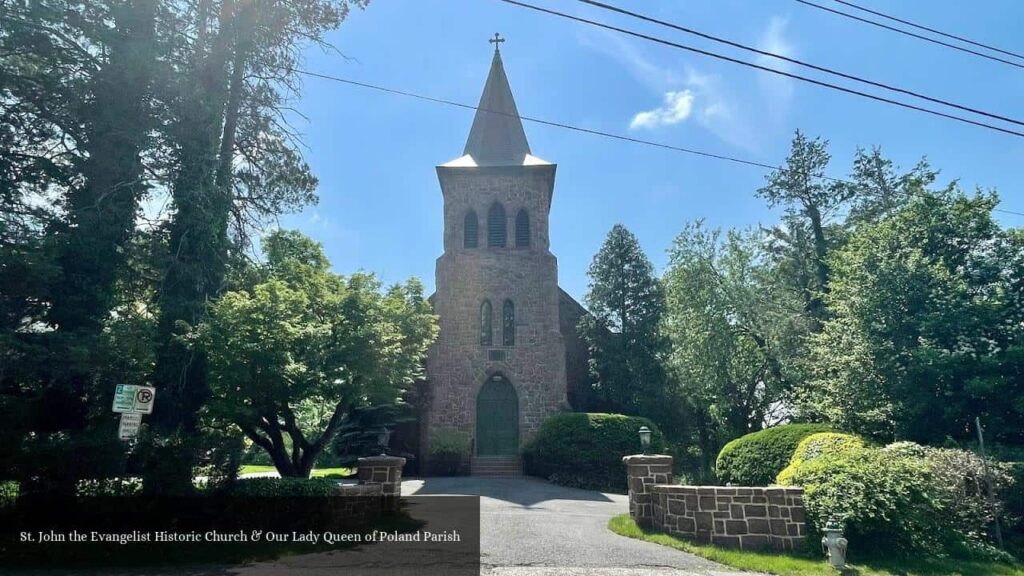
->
xmin=498 ymin=0 xmax=1024 ymax=139
xmin=577 ymin=0 xmax=1024 ymax=128
xmin=290 ymin=67 xmax=1024 ymax=219
xmin=794 ymin=0 xmax=1024 ymax=70
xmin=831 ymin=0 xmax=1024 ymax=62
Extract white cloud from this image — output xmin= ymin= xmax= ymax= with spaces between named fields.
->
xmin=578 ymin=14 xmax=795 ymax=152
xmin=755 ymin=16 xmax=796 ymax=121
xmin=629 ymin=90 xmax=695 ymax=129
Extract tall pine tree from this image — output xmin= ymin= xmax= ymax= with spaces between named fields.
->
xmin=579 ymin=225 xmax=670 ymax=425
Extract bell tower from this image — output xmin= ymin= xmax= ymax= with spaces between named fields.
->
xmin=423 ymin=37 xmax=568 ymax=468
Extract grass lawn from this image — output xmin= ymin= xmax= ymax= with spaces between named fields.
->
xmin=608 ymin=514 xmax=1024 ymax=576
xmin=238 ymin=465 xmax=354 ymax=478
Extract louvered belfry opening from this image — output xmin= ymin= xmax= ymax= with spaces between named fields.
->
xmin=488 ymin=202 xmax=506 ymax=248
xmin=515 ymin=209 xmax=530 ymax=248
xmin=464 ymin=210 xmax=479 ymax=248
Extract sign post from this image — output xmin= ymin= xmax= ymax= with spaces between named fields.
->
xmin=118 ymin=413 xmax=143 ymax=440
xmin=112 ymin=384 xmax=156 ymax=415
xmin=112 ymin=384 xmax=155 ymax=443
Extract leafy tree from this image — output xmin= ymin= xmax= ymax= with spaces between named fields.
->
xmin=579 ymin=224 xmax=669 ymax=422
xmin=663 ymin=222 xmax=809 ymax=471
xmin=802 ymin=192 xmax=1024 ymax=444
xmin=147 ymin=0 xmax=367 ymax=492
xmin=200 ymin=231 xmax=437 ymax=478
xmin=758 ymin=131 xmax=844 ymax=324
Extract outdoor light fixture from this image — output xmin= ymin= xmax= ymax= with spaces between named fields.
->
xmin=638 ymin=426 xmax=652 ymax=454
xmin=378 ymin=427 xmax=392 ymax=456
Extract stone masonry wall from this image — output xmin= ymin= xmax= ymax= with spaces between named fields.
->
xmin=357 ymin=456 xmax=406 ymax=511
xmin=424 ymin=164 xmax=567 ymax=462
xmin=651 ymin=485 xmax=806 ymax=551
xmin=622 ymin=455 xmax=673 ymax=527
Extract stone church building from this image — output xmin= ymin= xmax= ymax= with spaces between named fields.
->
xmin=420 ymin=43 xmax=590 ymax=474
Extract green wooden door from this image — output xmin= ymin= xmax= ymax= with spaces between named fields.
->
xmin=476 ymin=377 xmax=519 ymax=455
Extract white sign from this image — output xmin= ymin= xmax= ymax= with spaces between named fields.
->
xmin=112 ymin=384 xmax=156 ymax=414
xmin=118 ymin=413 xmax=143 ymax=440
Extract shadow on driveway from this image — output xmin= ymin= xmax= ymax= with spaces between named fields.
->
xmin=404 ymin=475 xmax=615 ymax=507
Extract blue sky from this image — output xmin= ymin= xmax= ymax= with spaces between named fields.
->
xmin=279 ymin=0 xmax=1024 ymax=302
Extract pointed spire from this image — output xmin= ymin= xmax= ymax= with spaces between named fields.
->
xmin=462 ymin=38 xmax=534 ymax=166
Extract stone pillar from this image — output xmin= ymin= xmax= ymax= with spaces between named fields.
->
xmin=358 ymin=455 xmax=406 ymax=511
xmin=622 ymin=454 xmax=673 ymax=528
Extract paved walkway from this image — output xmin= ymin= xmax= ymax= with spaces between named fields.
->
xmin=404 ymin=476 xmax=755 ymax=576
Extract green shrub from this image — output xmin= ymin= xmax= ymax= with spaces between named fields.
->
xmin=230 ymin=477 xmax=344 ymax=497
xmin=785 ymin=442 xmax=1013 ymax=559
xmin=75 ymin=477 xmax=143 ymax=497
xmin=522 ymin=413 xmax=664 ymax=493
xmin=776 ymin=432 xmax=865 ymax=485
xmin=715 ymin=423 xmax=832 ymax=486
xmin=1006 ymin=462 xmax=1024 ymax=536
xmin=429 ymin=429 xmax=470 ymax=458
xmin=787 ymin=445 xmax=938 ymax=555
xmin=898 ymin=444 xmax=1013 ymax=559
xmin=0 ymin=481 xmax=18 ymax=507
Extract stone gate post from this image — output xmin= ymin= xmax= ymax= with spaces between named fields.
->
xmin=358 ymin=455 xmax=406 ymax=511
xmin=622 ymin=454 xmax=673 ymax=527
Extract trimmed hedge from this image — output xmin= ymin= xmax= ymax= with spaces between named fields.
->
xmin=775 ymin=432 xmax=865 ymax=485
xmin=522 ymin=413 xmax=665 ymax=493
xmin=715 ymin=423 xmax=832 ymax=486
xmin=230 ymin=477 xmax=345 ymax=497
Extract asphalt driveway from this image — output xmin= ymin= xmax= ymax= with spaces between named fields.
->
xmin=5 ymin=477 xmax=753 ymax=576
xmin=404 ymin=476 xmax=756 ymax=576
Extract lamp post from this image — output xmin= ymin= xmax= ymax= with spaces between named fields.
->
xmin=638 ymin=426 xmax=652 ymax=455
xmin=377 ymin=427 xmax=392 ymax=456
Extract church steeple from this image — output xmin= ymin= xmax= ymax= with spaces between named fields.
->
xmin=444 ymin=35 xmax=550 ymax=168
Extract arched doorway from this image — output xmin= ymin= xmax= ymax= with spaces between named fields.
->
xmin=476 ymin=375 xmax=518 ymax=455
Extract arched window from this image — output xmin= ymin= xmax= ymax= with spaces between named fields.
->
xmin=480 ymin=300 xmax=493 ymax=346
xmin=487 ymin=202 xmax=506 ymax=248
xmin=463 ymin=210 xmax=478 ymax=248
xmin=515 ymin=209 xmax=530 ymax=248
xmin=502 ymin=299 xmax=515 ymax=346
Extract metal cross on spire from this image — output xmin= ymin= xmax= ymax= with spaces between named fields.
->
xmin=489 ymin=32 xmax=505 ymax=53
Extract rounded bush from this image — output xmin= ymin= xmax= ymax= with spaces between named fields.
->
xmin=776 ymin=432 xmax=865 ymax=485
xmin=522 ymin=413 xmax=665 ymax=493
xmin=787 ymin=442 xmax=1013 ymax=558
xmin=715 ymin=423 xmax=832 ymax=486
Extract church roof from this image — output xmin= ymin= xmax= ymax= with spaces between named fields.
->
xmin=442 ymin=46 xmax=551 ymax=168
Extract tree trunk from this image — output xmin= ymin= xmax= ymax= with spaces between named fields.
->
xmin=37 ymin=0 xmax=155 ymax=496
xmin=805 ymin=203 xmax=830 ymax=322
xmin=48 ymin=0 xmax=155 ymax=333
xmin=147 ymin=0 xmax=240 ymax=494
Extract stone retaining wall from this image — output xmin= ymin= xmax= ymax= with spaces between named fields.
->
xmin=335 ymin=483 xmax=383 ymax=523
xmin=651 ymin=485 xmax=806 ymax=551
xmin=624 ymin=453 xmax=807 ymax=551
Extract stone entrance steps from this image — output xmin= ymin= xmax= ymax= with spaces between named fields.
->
xmin=471 ymin=455 xmax=522 ymax=477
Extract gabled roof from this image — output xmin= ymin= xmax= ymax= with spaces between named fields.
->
xmin=442 ymin=48 xmax=551 ymax=168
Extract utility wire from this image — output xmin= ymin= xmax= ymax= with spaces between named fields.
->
xmin=577 ymin=0 xmax=1024 ymax=128
xmin=794 ymin=0 xmax=1024 ymax=70
xmin=290 ymin=67 xmax=1024 ymax=218
xmin=831 ymin=0 xmax=1024 ymax=62
xmin=498 ymin=0 xmax=1024 ymax=139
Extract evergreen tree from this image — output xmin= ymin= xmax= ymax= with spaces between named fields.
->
xmin=579 ymin=225 xmax=670 ymax=424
